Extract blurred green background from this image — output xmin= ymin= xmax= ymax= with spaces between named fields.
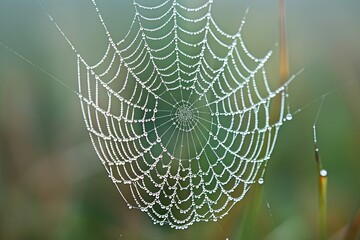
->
xmin=0 ymin=0 xmax=359 ymax=239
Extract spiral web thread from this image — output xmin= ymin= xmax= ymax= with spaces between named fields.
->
xmin=63 ymin=0 xmax=298 ymax=229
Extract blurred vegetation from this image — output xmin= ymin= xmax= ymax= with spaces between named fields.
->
xmin=0 ymin=0 xmax=360 ymax=239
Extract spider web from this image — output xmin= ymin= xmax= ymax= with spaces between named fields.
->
xmin=45 ymin=0 xmax=296 ymax=229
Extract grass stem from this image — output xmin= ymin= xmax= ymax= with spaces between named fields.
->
xmin=314 ymin=141 xmax=327 ymax=240
xmin=271 ymin=0 xmax=289 ymax=124
xmin=344 ymin=208 xmax=360 ymax=240
xmin=279 ymin=0 xmax=289 ymax=85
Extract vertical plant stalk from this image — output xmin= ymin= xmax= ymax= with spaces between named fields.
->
xmin=279 ymin=0 xmax=289 ymax=84
xmin=344 ymin=208 xmax=360 ymax=240
xmin=270 ymin=0 xmax=289 ymax=125
xmin=314 ymin=126 xmax=328 ymax=240
xmin=234 ymin=1 xmax=294 ymax=238
xmin=233 ymin=1 xmax=291 ymax=236
xmin=235 ymin=1 xmax=291 ymax=238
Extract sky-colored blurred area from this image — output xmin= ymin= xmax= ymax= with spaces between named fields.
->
xmin=0 ymin=0 xmax=359 ymax=239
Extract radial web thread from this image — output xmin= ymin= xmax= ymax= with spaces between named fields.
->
xmin=72 ymin=0 xmax=296 ymax=229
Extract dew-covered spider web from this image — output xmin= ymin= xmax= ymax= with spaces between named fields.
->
xmin=42 ymin=0 xmax=298 ymax=229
